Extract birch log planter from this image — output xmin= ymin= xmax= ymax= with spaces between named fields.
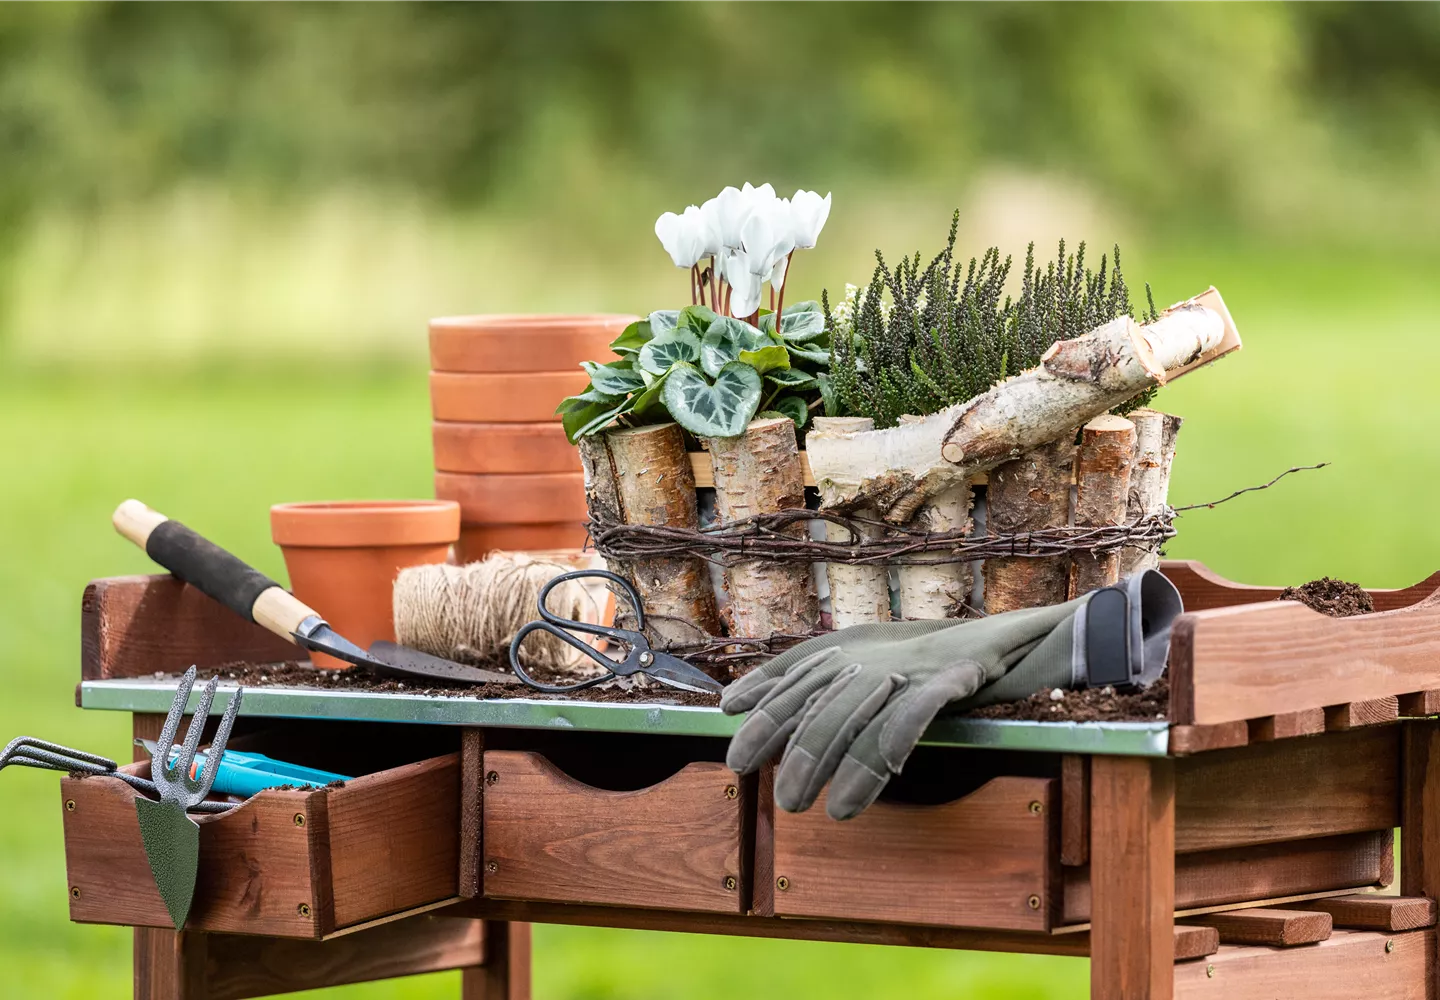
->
xmin=1070 ymin=414 xmax=1137 ymax=597
xmin=811 ymin=417 xmax=891 ymax=628
xmin=707 ymin=417 xmax=819 ymax=639
xmin=1121 ymin=408 xmax=1183 ymax=576
xmin=982 ymin=437 xmax=1076 ymax=614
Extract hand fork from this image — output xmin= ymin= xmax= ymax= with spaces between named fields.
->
xmin=135 ymin=666 xmax=244 ymax=928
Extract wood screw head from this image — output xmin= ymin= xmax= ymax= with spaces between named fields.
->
xmin=70 ymin=886 xmax=80 ymax=900
xmin=297 ymin=903 xmax=311 ymax=918
xmin=723 ymin=875 xmax=737 ymax=891
xmin=1027 ymin=895 xmax=1041 ymax=910
xmin=724 ymin=784 xmax=738 ymax=800
xmin=486 ymin=771 xmax=499 ymax=786
xmin=65 ymin=800 xmax=76 ymax=812
xmin=293 ymin=813 xmax=306 ymax=827
xmin=1028 ymin=801 xmax=1042 ymax=815
xmin=1206 ymin=964 xmax=1215 ymax=979
xmin=776 ymin=876 xmax=790 ymax=891
xmin=487 ymin=860 xmax=499 ymax=874
xmin=1386 ymin=939 xmax=1395 ymax=954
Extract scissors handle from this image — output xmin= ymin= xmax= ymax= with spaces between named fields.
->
xmin=508 ymin=570 xmax=646 ymax=693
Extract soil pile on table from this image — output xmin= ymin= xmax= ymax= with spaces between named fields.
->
xmin=963 ymin=676 xmax=1170 ymax=722
xmin=1279 ymin=577 xmax=1373 ymax=617
xmin=198 ymin=661 xmax=720 ymax=707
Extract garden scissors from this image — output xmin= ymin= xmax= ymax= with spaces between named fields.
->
xmin=509 ymin=569 xmax=724 ymax=695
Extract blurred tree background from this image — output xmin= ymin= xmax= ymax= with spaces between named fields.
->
xmin=3 ymin=4 xmax=1440 ymax=998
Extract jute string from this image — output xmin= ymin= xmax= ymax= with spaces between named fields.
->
xmin=393 ymin=555 xmax=602 ymax=671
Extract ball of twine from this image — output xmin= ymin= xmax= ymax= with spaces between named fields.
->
xmin=393 ymin=554 xmax=601 ymax=672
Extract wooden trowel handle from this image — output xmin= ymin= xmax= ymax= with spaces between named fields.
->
xmin=113 ymin=499 xmax=315 ymax=643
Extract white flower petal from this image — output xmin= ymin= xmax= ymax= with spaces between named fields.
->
xmin=790 ymin=189 xmax=832 ymax=249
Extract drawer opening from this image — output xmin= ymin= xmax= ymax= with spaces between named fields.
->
xmin=483 ymin=729 xmax=730 ymax=791
xmin=876 ymin=746 xmax=1061 ymax=806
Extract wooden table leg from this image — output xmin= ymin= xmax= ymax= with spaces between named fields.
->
xmin=135 ymin=928 xmax=207 ymax=999
xmin=462 ymin=921 xmax=531 ymax=1000
xmin=1090 ymin=755 xmax=1175 ymax=1000
xmin=1402 ymin=720 xmax=1440 ymax=998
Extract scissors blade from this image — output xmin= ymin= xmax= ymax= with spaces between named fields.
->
xmin=642 ymin=655 xmax=725 ymax=695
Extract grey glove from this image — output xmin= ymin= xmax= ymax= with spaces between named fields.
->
xmin=722 ymin=570 xmax=1181 ymax=821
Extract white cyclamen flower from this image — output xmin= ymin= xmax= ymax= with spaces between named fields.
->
xmin=789 ymin=190 xmax=831 ymax=249
xmin=724 ymin=252 xmax=765 ymax=318
xmin=654 ymin=206 xmax=707 ymax=268
xmin=740 ymin=199 xmax=796 ymax=279
xmin=711 ymin=186 xmax=751 ymax=250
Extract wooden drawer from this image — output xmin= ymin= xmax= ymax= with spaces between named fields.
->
xmin=479 ymin=739 xmax=749 ymax=914
xmin=765 ymin=758 xmax=1058 ymax=932
xmin=61 ymin=752 xmax=461 ymax=938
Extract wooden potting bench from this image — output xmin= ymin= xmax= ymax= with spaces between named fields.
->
xmin=60 ymin=560 xmax=1440 ymax=998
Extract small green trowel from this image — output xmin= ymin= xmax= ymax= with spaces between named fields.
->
xmin=135 ymin=665 xmax=243 ymax=929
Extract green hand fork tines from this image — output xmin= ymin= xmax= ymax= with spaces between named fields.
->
xmin=135 ymin=665 xmax=245 ymax=929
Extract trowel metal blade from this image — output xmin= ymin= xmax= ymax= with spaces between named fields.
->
xmin=135 ymin=797 xmax=200 ymax=929
xmin=367 ymin=641 xmax=519 ymax=686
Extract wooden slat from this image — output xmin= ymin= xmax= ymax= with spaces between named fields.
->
xmin=1187 ymin=908 xmax=1332 ymax=946
xmin=1325 ymin=696 xmax=1400 ymax=731
xmin=1402 ymin=721 xmax=1440 ymax=997
xmin=751 ymin=764 xmax=776 ymax=917
xmin=463 ymin=921 xmax=531 ymax=1000
xmin=82 ymin=575 xmax=297 ymax=680
xmin=1248 ymin=709 xmax=1326 ymax=742
xmin=1090 ymin=756 xmax=1175 ymax=1000
xmin=1160 ymin=560 xmax=1440 ymax=613
xmin=1065 ymin=830 xmax=1394 ymax=924
xmin=460 ymin=729 xmax=483 ymax=899
xmin=200 ymin=914 xmax=485 ymax=1000
xmin=1169 ymin=722 xmax=1249 ymax=755
xmin=1168 ymin=593 xmax=1440 ymax=726
xmin=1061 ymin=755 xmax=1090 ymax=866
xmin=134 ymin=929 xmax=206 ymax=999
xmin=772 ymin=776 xmax=1056 ymax=931
xmin=1173 ymin=727 xmax=1399 ymax=854
xmin=1295 ymin=894 xmax=1437 ymax=932
xmin=327 ymin=752 xmax=461 ymax=928
xmin=1173 ymin=924 xmax=1220 ymax=961
xmin=1400 ymin=691 xmax=1440 ymax=717
xmin=1173 ymin=929 xmax=1432 ymax=999
xmin=483 ymin=750 xmax=745 ymax=913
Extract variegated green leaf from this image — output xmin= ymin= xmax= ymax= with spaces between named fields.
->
xmin=661 ymin=361 xmax=762 ymax=439
xmin=700 ymin=317 xmax=772 ymax=377
xmin=556 ymin=387 xmax=622 ymax=414
xmin=785 ymin=341 xmax=831 ymax=365
xmin=637 ymin=329 xmax=702 ymax=375
xmin=648 ymin=310 xmax=680 ymax=339
xmin=760 ymin=301 xmax=826 ymax=341
xmin=678 ymin=305 xmax=719 ymax=335
xmin=609 ymin=319 xmax=652 ymax=356
xmin=563 ymin=394 xmax=633 ymax=442
xmin=767 ymin=394 xmax=810 ymax=429
xmin=581 ymin=359 xmax=645 ymax=395
xmin=765 ymin=367 xmax=818 ymax=390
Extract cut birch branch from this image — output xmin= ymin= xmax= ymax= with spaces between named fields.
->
xmin=578 ymin=434 xmax=636 ymax=627
xmin=983 ymin=437 xmax=1075 ymax=614
xmin=706 ymin=417 xmax=820 ymax=642
xmin=811 ymin=417 xmax=892 ymax=628
xmin=892 ymin=415 xmax=973 ymax=619
xmin=1070 ymin=414 xmax=1137 ymax=597
xmin=604 ymin=423 xmax=723 ymax=648
xmin=806 ymin=287 xmax=1237 ymax=522
xmin=1120 ymin=409 xmax=1183 ymax=576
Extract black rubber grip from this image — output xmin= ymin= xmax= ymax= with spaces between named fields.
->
xmin=1084 ymin=586 xmax=1133 ymax=689
xmin=146 ymin=519 xmax=281 ymax=623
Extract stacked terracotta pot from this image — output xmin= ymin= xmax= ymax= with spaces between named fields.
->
xmin=429 ymin=314 xmax=637 ymax=562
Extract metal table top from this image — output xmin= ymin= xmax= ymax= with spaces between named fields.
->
xmin=78 ymin=679 xmax=1171 ymax=756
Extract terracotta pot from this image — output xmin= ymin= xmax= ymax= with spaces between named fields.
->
xmin=433 ymin=421 xmax=581 ymax=475
xmin=429 ymin=371 xmax=589 ymax=423
xmin=435 ymin=472 xmax=587 ymax=524
xmin=457 ymin=523 xmax=590 ymax=562
xmin=429 ymin=314 xmax=637 ymax=373
xmin=271 ymin=500 xmax=459 ymax=669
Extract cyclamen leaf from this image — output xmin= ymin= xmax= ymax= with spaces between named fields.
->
xmin=609 ymin=319 xmax=652 ymax=356
xmin=737 ymin=344 xmax=791 ymax=374
xmin=556 ymin=387 xmax=622 ymax=414
xmin=563 ymin=395 xmax=633 ymax=442
xmin=661 ymin=361 xmax=762 ymax=439
xmin=769 ymin=395 xmax=810 ymax=429
xmin=678 ymin=305 xmax=719 ymax=335
xmin=630 ymin=369 xmax=670 ymax=418
xmin=761 ymin=301 xmax=827 ymax=341
xmin=638 ymin=329 xmax=702 ymax=375
xmin=581 ymin=359 xmax=645 ymax=395
xmin=816 ymin=371 xmax=839 ymax=417
xmin=700 ymin=317 xmax=772 ymax=377
xmin=765 ymin=367 xmax=818 ymax=389
xmin=785 ymin=341 xmax=830 ymax=365
xmin=648 ymin=310 xmax=680 ymax=339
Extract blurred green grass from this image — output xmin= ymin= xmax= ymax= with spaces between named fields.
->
xmin=3 ymin=239 xmax=1439 ymax=996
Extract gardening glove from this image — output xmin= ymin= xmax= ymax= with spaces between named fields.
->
xmin=722 ymin=569 xmax=1182 ymax=821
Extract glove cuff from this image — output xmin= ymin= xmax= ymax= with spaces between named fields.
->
xmin=1073 ymin=569 xmax=1184 ymax=690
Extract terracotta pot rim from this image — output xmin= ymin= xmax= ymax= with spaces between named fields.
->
xmin=271 ymin=500 xmax=460 ymax=548
xmin=429 ymin=313 xmax=635 ymax=333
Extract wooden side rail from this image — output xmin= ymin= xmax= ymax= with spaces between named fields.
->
xmin=1169 ymin=587 xmax=1440 ymax=727
xmin=1160 ymin=560 xmax=1440 ymax=613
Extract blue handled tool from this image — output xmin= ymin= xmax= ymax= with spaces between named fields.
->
xmin=138 ymin=740 xmax=351 ymax=798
